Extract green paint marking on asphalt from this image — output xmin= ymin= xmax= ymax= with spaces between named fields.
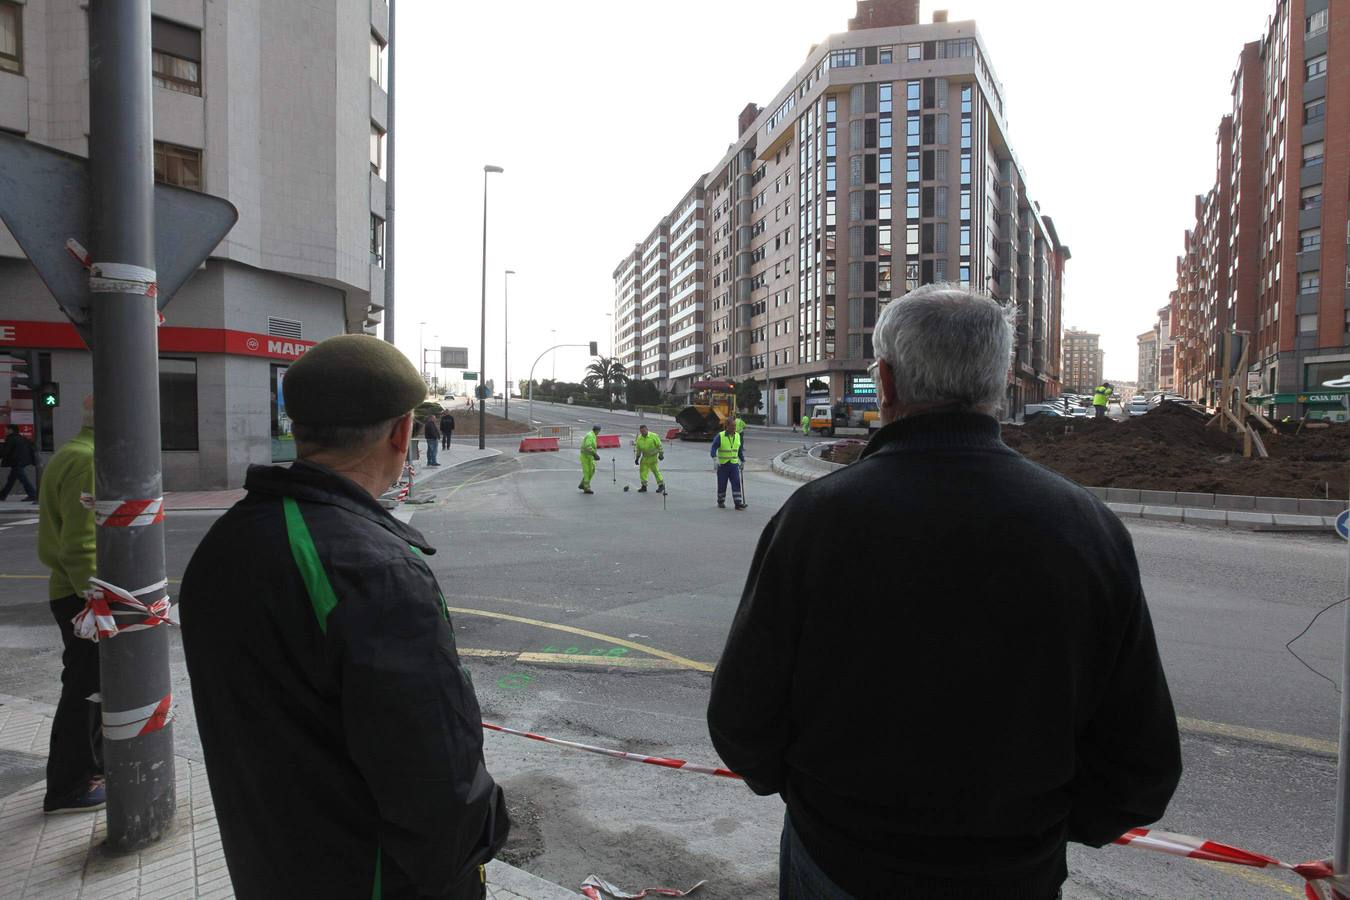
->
xmin=497 ymin=673 xmax=533 ymax=691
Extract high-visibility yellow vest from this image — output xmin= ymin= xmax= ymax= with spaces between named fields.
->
xmin=715 ymin=432 xmax=742 ymax=465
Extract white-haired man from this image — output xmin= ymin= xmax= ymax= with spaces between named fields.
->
xmin=708 ymin=284 xmax=1181 ymax=898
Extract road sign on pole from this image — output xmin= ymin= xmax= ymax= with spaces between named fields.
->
xmin=441 ymin=346 xmax=468 ymax=368
xmin=0 ymin=134 xmax=237 ymax=347
xmin=1337 ymin=510 xmax=1349 ymax=540
xmin=463 ymin=371 xmax=478 ymax=381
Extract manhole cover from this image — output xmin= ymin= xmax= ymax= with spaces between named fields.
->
xmin=0 ymin=748 xmax=46 ymax=800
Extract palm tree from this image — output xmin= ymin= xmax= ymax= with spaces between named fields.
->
xmin=583 ymin=356 xmax=629 ymax=411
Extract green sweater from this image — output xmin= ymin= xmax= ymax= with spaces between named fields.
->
xmin=37 ymin=428 xmax=96 ymax=600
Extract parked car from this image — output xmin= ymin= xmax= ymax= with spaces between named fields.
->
xmin=1128 ymin=396 xmax=1150 ymax=416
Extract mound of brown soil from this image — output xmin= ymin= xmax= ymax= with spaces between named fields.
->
xmin=438 ymin=409 xmax=530 ymax=436
xmin=1001 ymin=402 xmax=1350 ymax=500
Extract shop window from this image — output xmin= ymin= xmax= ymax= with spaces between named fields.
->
xmin=271 ymin=364 xmax=295 ymax=462
xmin=160 ymin=358 xmax=199 ymax=451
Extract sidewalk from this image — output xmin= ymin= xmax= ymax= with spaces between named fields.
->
xmin=0 ymin=695 xmax=575 ymax=900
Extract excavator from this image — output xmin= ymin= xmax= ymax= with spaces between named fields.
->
xmin=674 ymin=379 xmax=737 ymax=440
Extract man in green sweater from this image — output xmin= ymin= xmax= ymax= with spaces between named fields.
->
xmin=36 ymin=395 xmax=103 ymax=813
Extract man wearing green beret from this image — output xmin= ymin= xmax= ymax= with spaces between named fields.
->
xmin=179 ymin=335 xmax=508 ymax=899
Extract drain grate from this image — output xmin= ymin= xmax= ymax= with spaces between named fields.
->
xmin=0 ymin=748 xmax=46 ymax=800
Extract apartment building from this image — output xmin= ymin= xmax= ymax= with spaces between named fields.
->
xmin=0 ymin=0 xmax=389 ymax=489
xmin=1062 ymin=329 xmax=1103 ymax=394
xmin=1137 ymin=329 xmax=1160 ymax=393
xmin=612 ymin=0 xmax=1068 ymax=421
xmin=1170 ymin=0 xmax=1348 ymax=419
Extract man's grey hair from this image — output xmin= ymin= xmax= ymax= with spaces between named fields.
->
xmin=872 ymin=283 xmax=1017 ymax=411
xmin=292 ymin=413 xmax=408 ymax=456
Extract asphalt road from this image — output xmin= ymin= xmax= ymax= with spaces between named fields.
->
xmin=0 ymin=429 xmax=1343 ymax=898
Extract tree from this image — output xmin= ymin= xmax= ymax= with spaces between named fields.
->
xmin=627 ymin=378 xmax=660 ymax=407
xmin=735 ymin=380 xmax=763 ymax=415
xmin=583 ymin=356 xmax=629 ymax=411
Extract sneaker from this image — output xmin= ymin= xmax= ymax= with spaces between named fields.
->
xmin=44 ymin=777 xmax=106 ymax=814
xmin=656 ymin=484 xmax=665 ymax=494
xmin=578 ymin=482 xmax=586 ymax=491
xmin=717 ymin=500 xmax=726 ymax=508
xmin=583 ymin=489 xmax=594 ymax=495
xmin=735 ymin=503 xmax=748 ymax=510
xmin=638 ymin=485 xmax=648 ymax=493
xmin=427 ymin=463 xmax=441 ymax=467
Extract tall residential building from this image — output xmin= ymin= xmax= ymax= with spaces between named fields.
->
xmin=1062 ymin=329 xmax=1103 ymax=394
xmin=1157 ymin=305 xmax=1176 ymax=392
xmin=611 ymin=0 xmax=1068 ymax=421
xmin=1137 ymin=329 xmax=1160 ymax=393
xmin=1171 ymin=0 xmax=1348 ymax=419
xmin=0 ymin=0 xmax=390 ymax=489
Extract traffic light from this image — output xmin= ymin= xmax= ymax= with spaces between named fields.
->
xmin=589 ymin=341 xmax=598 ymax=356
xmin=38 ymin=382 xmax=60 ymax=409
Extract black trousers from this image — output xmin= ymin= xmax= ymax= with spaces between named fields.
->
xmin=45 ymin=594 xmax=102 ymax=804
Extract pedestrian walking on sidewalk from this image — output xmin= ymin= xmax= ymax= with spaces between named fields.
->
xmin=578 ymin=425 xmax=600 ymax=494
xmin=423 ymin=414 xmax=441 ymax=466
xmin=708 ymin=285 xmax=1181 ymax=899
xmin=180 ymin=335 xmax=509 ymax=900
xmin=441 ymin=412 xmax=455 ymax=448
xmin=633 ymin=424 xmax=665 ymax=493
xmin=709 ymin=417 xmax=745 ymax=509
xmin=0 ymin=424 xmax=38 ymax=502
xmin=36 ymin=396 xmax=103 ymax=814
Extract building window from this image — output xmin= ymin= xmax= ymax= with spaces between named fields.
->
xmin=370 ymin=32 xmax=387 ymax=88
xmin=151 ymin=18 xmax=201 ymax=96
xmin=1300 ymin=228 xmax=1321 ymax=251
xmin=830 ymin=49 xmax=858 ymax=68
xmin=153 ymin=141 xmax=202 ymax=190
xmin=370 ymin=124 xmax=386 ymax=177
xmin=0 ymin=1 xmax=21 ymax=75
xmin=160 ymin=358 xmax=199 ymax=451
xmin=1300 ymin=272 xmax=1320 ymax=294
xmin=370 ymin=214 xmax=386 ymax=267
xmin=1306 ymin=54 xmax=1328 ymax=80
xmin=1307 ymin=9 xmax=1329 ymax=36
xmin=1303 ymin=141 xmax=1324 ymax=168
xmin=879 ymin=45 xmax=894 ymax=65
xmin=1305 ymin=99 xmax=1326 ymax=124
xmin=905 ymin=44 xmax=921 ymax=61
xmin=1299 ymin=313 xmax=1318 ymax=334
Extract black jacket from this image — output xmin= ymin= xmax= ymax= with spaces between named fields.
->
xmin=707 ymin=412 xmax=1181 ymax=899
xmin=1 ymin=431 xmax=35 ymax=468
xmin=423 ymin=419 xmax=441 ymax=441
xmin=180 ymin=461 xmax=508 ymax=899
xmin=441 ymin=415 xmax=455 ymax=432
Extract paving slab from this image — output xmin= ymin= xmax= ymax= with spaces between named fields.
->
xmin=1141 ymin=505 xmax=1185 ymax=522
xmin=1182 ymin=507 xmax=1229 ymax=525
xmin=1225 ymin=510 xmax=1276 ymax=527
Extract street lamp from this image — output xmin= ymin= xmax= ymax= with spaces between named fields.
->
xmin=505 ymin=269 xmax=515 ymax=421
xmin=479 ymin=164 xmax=504 ymax=449
xmin=418 ymin=320 xmax=428 ymax=386
xmin=604 ymin=312 xmax=613 ymax=359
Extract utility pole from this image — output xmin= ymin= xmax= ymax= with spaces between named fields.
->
xmin=382 ymin=0 xmax=396 ymax=343
xmin=479 ymin=165 xmax=503 ymax=449
xmin=88 ymin=0 xmax=175 ymax=850
xmin=504 ymin=269 xmax=515 ymax=421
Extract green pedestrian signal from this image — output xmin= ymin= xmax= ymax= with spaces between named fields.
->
xmin=38 ymin=382 xmax=59 ymax=408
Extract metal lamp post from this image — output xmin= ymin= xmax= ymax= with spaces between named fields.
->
xmin=505 ymin=269 xmax=515 ymax=421
xmin=479 ymin=165 xmax=503 ymax=449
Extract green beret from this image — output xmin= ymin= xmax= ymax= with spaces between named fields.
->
xmin=284 ymin=334 xmax=426 ymax=426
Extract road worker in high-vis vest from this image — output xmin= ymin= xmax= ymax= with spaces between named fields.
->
xmin=710 ymin=416 xmax=747 ymax=510
xmin=579 ymin=425 xmax=601 ymax=494
xmin=178 ymin=334 xmax=508 ymax=900
xmin=633 ymin=424 xmax=665 ymax=493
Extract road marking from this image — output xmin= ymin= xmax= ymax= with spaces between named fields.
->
xmin=1177 ymin=716 xmax=1337 ymax=756
xmin=1196 ymin=859 xmax=1301 ymax=896
xmin=0 ymin=517 xmax=39 ymax=528
xmin=515 ymin=652 xmax=682 ymax=670
xmin=445 ymin=606 xmax=714 ymax=673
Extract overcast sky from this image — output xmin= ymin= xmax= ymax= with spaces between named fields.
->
xmin=392 ymin=0 xmax=1277 ymax=389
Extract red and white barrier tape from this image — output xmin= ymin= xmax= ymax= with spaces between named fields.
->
xmin=102 ymin=693 xmax=173 ymax=741
xmin=1115 ymin=828 xmax=1348 ymax=899
xmin=484 ymin=722 xmax=1350 ymax=895
xmin=482 ymin=722 xmax=741 ymax=780
xmin=581 ymin=875 xmax=705 ymax=899
xmin=95 ymin=497 xmax=164 ymax=528
xmin=73 ymin=577 xmax=175 ymax=642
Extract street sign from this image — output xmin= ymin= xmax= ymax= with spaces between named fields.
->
xmin=441 ymin=346 xmax=468 ymax=368
xmin=1337 ymin=510 xmax=1349 ymax=540
xmin=0 ymin=132 xmax=238 ymax=347
xmin=463 ymin=371 xmax=478 ymax=381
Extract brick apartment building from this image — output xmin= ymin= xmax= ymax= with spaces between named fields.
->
xmin=1062 ymin=329 xmax=1103 ymax=394
xmin=0 ymin=0 xmax=388 ymax=490
xmin=610 ymin=0 xmax=1069 ymax=423
xmin=1170 ymin=0 xmax=1348 ymax=419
